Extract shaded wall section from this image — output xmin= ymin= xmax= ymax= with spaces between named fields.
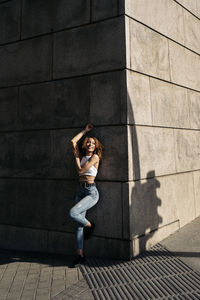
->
xmin=1 ymin=0 xmax=200 ymax=259
xmin=0 ymin=0 xmax=130 ymax=259
xmin=124 ymin=0 xmax=200 ymax=256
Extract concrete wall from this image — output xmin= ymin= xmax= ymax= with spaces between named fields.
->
xmin=0 ymin=0 xmax=199 ymax=259
xmin=0 ymin=0 xmax=131 ymax=259
xmin=124 ymin=0 xmax=200 ymax=256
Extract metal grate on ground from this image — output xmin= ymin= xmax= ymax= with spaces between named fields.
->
xmin=79 ymin=244 xmax=200 ymax=300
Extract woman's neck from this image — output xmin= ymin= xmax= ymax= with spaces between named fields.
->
xmin=85 ymin=151 xmax=93 ymax=156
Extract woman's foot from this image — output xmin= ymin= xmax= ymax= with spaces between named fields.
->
xmin=84 ymin=222 xmax=95 ymax=240
xmin=70 ymin=255 xmax=86 ymax=268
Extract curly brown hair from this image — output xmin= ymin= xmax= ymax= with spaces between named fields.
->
xmin=81 ymin=137 xmax=104 ymax=161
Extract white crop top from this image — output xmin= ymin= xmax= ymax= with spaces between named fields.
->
xmin=79 ymin=156 xmax=98 ymax=177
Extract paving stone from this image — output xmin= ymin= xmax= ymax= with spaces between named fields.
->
xmin=52 ymin=279 xmax=92 ymax=300
xmin=6 ymin=291 xmax=22 ymax=299
xmin=21 ymin=290 xmax=35 ymax=298
xmin=38 ymin=282 xmax=51 ymax=289
xmin=23 ymin=284 xmax=36 ymax=292
xmin=51 ymin=286 xmax=65 ymax=298
xmin=9 ymin=284 xmax=23 ymax=292
xmin=21 ymin=297 xmax=34 ymax=300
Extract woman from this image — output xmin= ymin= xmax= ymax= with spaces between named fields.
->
xmin=69 ymin=123 xmax=103 ymax=266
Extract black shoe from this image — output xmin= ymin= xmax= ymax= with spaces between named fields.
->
xmin=84 ymin=222 xmax=95 ymax=240
xmin=70 ymin=255 xmax=86 ymax=268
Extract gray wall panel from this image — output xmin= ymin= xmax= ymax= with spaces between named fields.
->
xmin=0 ymin=0 xmax=20 ymax=44
xmin=0 ymin=36 xmax=52 ymax=87
xmin=53 ymin=17 xmax=125 ymax=78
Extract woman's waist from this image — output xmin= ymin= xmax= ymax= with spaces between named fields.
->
xmin=79 ymin=165 xmax=98 ymax=177
xmin=78 ymin=181 xmax=96 ymax=189
xmin=79 ymin=175 xmax=95 ymax=184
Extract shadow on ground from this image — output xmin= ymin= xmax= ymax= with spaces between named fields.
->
xmin=0 ymin=248 xmax=73 ymax=267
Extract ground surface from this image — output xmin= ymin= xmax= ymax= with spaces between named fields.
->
xmin=0 ymin=217 xmax=200 ymax=299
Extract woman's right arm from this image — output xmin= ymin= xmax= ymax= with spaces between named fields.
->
xmin=71 ymin=129 xmax=86 ymax=146
xmin=71 ymin=123 xmax=93 ymax=146
xmin=71 ymin=123 xmax=93 ymax=172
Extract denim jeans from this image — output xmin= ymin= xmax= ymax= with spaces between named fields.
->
xmin=69 ymin=183 xmax=99 ymax=250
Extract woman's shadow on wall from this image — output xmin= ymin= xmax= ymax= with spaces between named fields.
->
xmin=127 ymin=92 xmax=163 ymax=256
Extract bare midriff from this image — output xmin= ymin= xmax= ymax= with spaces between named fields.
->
xmin=79 ymin=175 xmax=95 ymax=184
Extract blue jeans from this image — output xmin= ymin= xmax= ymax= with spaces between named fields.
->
xmin=69 ymin=183 xmax=99 ymax=250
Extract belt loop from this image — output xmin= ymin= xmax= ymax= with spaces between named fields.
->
xmin=79 ymin=182 xmax=95 ymax=188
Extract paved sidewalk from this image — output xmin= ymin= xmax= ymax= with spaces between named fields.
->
xmin=0 ymin=217 xmax=199 ymax=299
xmin=161 ymin=216 xmax=200 ymax=273
xmin=0 ymin=250 xmax=90 ymax=300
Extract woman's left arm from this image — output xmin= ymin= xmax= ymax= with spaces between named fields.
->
xmin=72 ymin=144 xmax=82 ymax=172
xmin=77 ymin=154 xmax=99 ymax=175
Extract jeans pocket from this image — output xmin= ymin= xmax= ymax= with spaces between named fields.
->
xmin=87 ymin=186 xmax=99 ymax=200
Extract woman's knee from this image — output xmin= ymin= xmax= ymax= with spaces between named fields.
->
xmin=69 ymin=207 xmax=76 ymax=219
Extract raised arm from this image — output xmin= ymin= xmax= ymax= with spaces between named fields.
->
xmin=71 ymin=123 xmax=93 ymax=146
xmin=71 ymin=123 xmax=94 ymax=172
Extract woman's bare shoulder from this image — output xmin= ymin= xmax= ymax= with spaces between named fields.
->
xmin=92 ymin=154 xmax=99 ymax=160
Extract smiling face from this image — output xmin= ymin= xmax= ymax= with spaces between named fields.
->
xmin=82 ymin=136 xmax=103 ymax=160
xmin=86 ymin=137 xmax=96 ymax=153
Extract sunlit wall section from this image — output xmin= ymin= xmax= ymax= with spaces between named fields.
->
xmin=125 ymin=0 xmax=200 ymax=256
